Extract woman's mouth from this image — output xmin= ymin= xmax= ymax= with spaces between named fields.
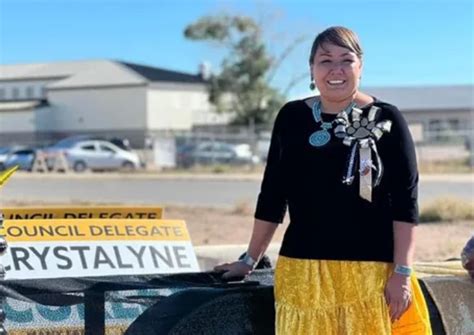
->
xmin=327 ymin=80 xmax=346 ymax=87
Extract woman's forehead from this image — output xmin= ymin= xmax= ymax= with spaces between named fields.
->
xmin=316 ymin=43 xmax=356 ymax=56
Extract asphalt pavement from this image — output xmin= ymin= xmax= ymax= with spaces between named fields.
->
xmin=2 ymin=173 xmax=472 ymax=207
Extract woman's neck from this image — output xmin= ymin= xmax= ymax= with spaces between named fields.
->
xmin=319 ymin=92 xmax=373 ymax=114
xmin=319 ymin=97 xmax=354 ymax=114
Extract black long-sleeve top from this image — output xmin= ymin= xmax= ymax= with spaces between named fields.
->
xmin=254 ymin=98 xmax=419 ymax=263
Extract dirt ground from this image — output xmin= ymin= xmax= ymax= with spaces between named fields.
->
xmin=2 ymin=201 xmax=472 ymax=262
xmin=164 ymin=205 xmax=473 ymax=262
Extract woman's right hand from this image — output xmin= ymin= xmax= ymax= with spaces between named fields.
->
xmin=214 ymin=261 xmax=253 ymax=280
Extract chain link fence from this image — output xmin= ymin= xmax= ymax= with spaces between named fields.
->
xmin=144 ymin=125 xmax=474 ymax=170
xmin=1 ymin=125 xmax=472 ymax=172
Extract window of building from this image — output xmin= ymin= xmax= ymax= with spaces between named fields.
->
xmin=26 ymin=86 xmax=34 ymax=99
xmin=41 ymin=87 xmax=47 ymax=97
xmin=0 ymin=88 xmax=5 ymax=100
xmin=12 ymin=87 xmax=20 ymax=99
xmin=429 ymin=120 xmax=442 ymax=131
xmin=447 ymin=119 xmax=460 ymax=131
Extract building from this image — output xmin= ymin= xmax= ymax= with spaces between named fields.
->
xmin=1 ymin=60 xmax=472 ymax=148
xmin=0 ymin=60 xmax=230 ymax=147
xmin=364 ymin=85 xmax=474 ymax=142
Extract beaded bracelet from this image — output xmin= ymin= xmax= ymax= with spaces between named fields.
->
xmin=394 ymin=264 xmax=413 ymax=276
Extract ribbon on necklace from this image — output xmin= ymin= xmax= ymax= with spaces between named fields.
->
xmin=340 ymin=106 xmax=392 ymax=202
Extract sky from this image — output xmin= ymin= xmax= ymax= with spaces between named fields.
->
xmin=0 ymin=0 xmax=473 ymax=98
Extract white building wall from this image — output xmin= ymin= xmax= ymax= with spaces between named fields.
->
xmin=191 ymin=90 xmax=232 ymax=125
xmin=147 ymin=84 xmax=229 ymax=130
xmin=192 ymin=98 xmax=232 ymax=125
xmin=0 ymin=110 xmax=35 ymax=132
xmin=44 ymin=86 xmax=147 ymax=131
xmin=402 ymin=108 xmax=474 ymax=135
xmin=147 ymin=87 xmax=198 ymax=130
xmin=0 ymin=80 xmax=57 ymax=100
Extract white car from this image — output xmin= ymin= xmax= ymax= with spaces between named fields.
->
xmin=47 ymin=140 xmax=141 ymax=172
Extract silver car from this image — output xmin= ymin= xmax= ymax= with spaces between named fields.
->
xmin=184 ymin=141 xmax=260 ymax=166
xmin=0 ymin=147 xmax=36 ymax=171
xmin=47 ymin=140 xmax=141 ymax=172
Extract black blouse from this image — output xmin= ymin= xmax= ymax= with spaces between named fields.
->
xmin=254 ymin=98 xmax=419 ymax=262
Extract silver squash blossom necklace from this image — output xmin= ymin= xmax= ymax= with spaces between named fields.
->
xmin=309 ymin=99 xmax=356 ymax=147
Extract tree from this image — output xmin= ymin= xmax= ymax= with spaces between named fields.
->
xmin=184 ymin=14 xmax=305 ymax=125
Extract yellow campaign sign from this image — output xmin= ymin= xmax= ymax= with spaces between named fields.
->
xmin=0 ymin=165 xmax=18 ymax=188
xmin=1 ymin=206 xmax=164 ymax=220
xmin=0 ymin=219 xmax=200 ymax=279
xmin=3 ymin=219 xmax=189 ymax=242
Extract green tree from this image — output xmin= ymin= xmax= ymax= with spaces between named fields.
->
xmin=184 ymin=14 xmax=304 ymax=125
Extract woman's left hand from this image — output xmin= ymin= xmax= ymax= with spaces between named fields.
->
xmin=384 ymin=273 xmax=412 ymax=322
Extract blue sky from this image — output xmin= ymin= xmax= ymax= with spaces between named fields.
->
xmin=1 ymin=0 xmax=472 ymax=97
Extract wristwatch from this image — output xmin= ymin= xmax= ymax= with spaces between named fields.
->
xmin=240 ymin=252 xmax=257 ymax=269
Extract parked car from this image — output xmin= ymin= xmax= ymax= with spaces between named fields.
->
xmin=109 ymin=137 xmax=132 ymax=151
xmin=52 ymin=135 xmax=133 ymax=151
xmin=0 ymin=147 xmax=11 ymax=168
xmin=178 ymin=141 xmax=260 ymax=167
xmin=0 ymin=146 xmax=26 ymax=167
xmin=256 ymin=131 xmax=271 ymax=162
xmin=176 ymin=143 xmax=198 ymax=168
xmin=0 ymin=148 xmax=36 ymax=171
xmin=45 ymin=140 xmax=141 ymax=172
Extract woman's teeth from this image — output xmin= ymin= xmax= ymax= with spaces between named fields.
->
xmin=327 ymin=80 xmax=345 ymax=86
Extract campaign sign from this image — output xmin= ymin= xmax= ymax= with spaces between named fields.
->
xmin=1 ymin=206 xmax=164 ymax=220
xmin=0 ymin=219 xmax=200 ymax=279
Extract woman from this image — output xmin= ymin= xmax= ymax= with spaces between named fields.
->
xmin=215 ymin=26 xmax=432 ymax=334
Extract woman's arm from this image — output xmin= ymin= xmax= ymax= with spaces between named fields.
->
xmin=246 ymin=218 xmax=279 ymax=262
xmin=214 ymin=218 xmax=279 ymax=279
xmin=383 ymin=104 xmax=420 ymax=322
xmin=385 ymin=221 xmax=416 ymax=322
xmin=393 ymin=220 xmax=416 ymax=267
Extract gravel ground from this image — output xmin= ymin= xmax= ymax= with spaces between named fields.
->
xmin=165 ymin=205 xmax=472 ymax=262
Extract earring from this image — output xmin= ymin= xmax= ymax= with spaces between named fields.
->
xmin=309 ymin=79 xmax=315 ymax=90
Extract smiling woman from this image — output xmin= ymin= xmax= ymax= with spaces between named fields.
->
xmin=215 ymin=26 xmax=432 ymax=335
xmin=310 ymin=26 xmax=364 ymax=105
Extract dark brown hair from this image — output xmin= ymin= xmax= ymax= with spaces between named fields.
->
xmin=309 ymin=26 xmax=363 ymax=64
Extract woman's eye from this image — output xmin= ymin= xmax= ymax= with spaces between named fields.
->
xmin=343 ymin=59 xmax=354 ymax=63
xmin=320 ymin=60 xmax=331 ymax=64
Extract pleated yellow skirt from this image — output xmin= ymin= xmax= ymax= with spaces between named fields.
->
xmin=274 ymin=256 xmax=432 ymax=335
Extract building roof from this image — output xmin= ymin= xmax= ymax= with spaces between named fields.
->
xmin=363 ymin=85 xmax=474 ymax=111
xmin=0 ymin=60 xmax=205 ymax=89
xmin=119 ymin=62 xmax=204 ymax=84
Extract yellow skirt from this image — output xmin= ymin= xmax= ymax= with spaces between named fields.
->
xmin=274 ymin=256 xmax=432 ymax=335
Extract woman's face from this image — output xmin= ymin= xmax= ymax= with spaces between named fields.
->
xmin=311 ymin=43 xmax=362 ymax=102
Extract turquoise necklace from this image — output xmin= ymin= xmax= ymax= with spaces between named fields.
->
xmin=309 ymin=99 xmax=355 ymax=147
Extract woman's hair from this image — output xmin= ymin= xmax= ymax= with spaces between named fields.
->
xmin=309 ymin=26 xmax=363 ymax=64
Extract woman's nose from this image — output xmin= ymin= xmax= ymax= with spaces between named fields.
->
xmin=330 ymin=62 xmax=345 ymax=72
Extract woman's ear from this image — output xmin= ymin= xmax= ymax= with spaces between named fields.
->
xmin=357 ymin=60 xmax=364 ymax=81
